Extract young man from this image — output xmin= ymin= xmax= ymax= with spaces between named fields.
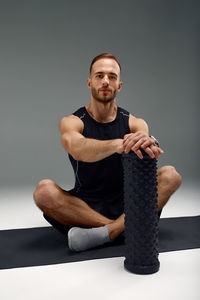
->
xmin=33 ymin=53 xmax=182 ymax=252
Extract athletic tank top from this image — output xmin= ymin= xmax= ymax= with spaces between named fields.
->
xmin=68 ymin=106 xmax=130 ymax=219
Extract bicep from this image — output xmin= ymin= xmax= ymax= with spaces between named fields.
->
xmin=59 ymin=115 xmax=84 ymax=152
xmin=59 ymin=115 xmax=84 ymax=135
xmin=129 ymin=114 xmax=149 ymax=134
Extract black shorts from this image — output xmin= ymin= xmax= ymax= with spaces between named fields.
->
xmin=43 ymin=187 xmax=124 ymax=235
xmin=68 ymin=188 xmax=124 ymax=220
xmin=43 ymin=213 xmax=72 ymax=235
xmin=44 ymin=208 xmax=162 ymax=236
xmin=43 ymin=189 xmax=162 ymax=235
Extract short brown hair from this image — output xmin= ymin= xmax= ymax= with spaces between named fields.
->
xmin=90 ymin=53 xmax=121 ymax=74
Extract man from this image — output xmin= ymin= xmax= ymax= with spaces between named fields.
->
xmin=33 ymin=53 xmax=182 ymax=252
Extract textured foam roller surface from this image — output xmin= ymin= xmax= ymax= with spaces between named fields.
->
xmin=122 ymin=151 xmax=160 ymax=274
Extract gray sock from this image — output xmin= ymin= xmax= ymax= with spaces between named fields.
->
xmin=68 ymin=225 xmax=110 ymax=252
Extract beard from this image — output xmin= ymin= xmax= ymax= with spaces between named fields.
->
xmin=91 ymin=87 xmax=117 ymax=103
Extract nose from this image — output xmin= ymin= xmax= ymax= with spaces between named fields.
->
xmin=102 ymin=75 xmax=109 ymax=85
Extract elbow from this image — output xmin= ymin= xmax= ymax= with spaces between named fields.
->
xmin=61 ymin=134 xmax=68 ymax=150
xmin=61 ymin=134 xmax=79 ymax=161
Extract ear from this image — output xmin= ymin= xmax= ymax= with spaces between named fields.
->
xmin=118 ymin=81 xmax=123 ymax=92
xmin=87 ymin=77 xmax=91 ymax=89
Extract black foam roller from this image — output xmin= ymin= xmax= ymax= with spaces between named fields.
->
xmin=122 ymin=151 xmax=160 ymax=274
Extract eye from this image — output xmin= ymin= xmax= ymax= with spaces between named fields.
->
xmin=96 ymin=74 xmax=103 ymax=79
xmin=109 ymin=75 xmax=117 ymax=80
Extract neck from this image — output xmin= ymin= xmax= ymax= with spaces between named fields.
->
xmin=86 ymin=99 xmax=117 ymax=123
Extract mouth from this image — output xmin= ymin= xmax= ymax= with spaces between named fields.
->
xmin=99 ymin=89 xmax=111 ymax=93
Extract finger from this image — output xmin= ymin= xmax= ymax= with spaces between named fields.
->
xmin=150 ymin=145 xmax=164 ymax=159
xmin=152 ymin=147 xmax=160 ymax=159
xmin=123 ymin=134 xmax=131 ymax=141
xmin=124 ymin=139 xmax=135 ymax=153
xmin=123 ymin=135 xmax=138 ymax=149
xmin=123 ymin=133 xmax=141 ymax=145
xmin=124 ymin=134 xmax=146 ymax=153
xmin=123 ymin=133 xmax=149 ymax=153
xmin=131 ymin=148 xmax=143 ymax=159
xmin=132 ymin=137 xmax=148 ymax=151
xmin=144 ymin=147 xmax=155 ymax=159
xmin=136 ymin=149 xmax=143 ymax=159
xmin=140 ymin=140 xmax=153 ymax=149
xmin=123 ymin=137 xmax=132 ymax=147
xmin=158 ymin=147 xmax=164 ymax=154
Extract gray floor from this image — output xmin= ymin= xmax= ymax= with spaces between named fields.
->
xmin=0 ymin=182 xmax=200 ymax=300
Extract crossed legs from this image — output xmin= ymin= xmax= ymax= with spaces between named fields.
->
xmin=33 ymin=165 xmax=182 ymax=243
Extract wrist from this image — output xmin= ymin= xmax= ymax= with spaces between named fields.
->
xmin=149 ymin=135 xmax=160 ymax=147
xmin=113 ymin=139 xmax=124 ymax=154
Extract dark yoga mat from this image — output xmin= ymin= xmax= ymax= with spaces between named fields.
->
xmin=0 ymin=216 xmax=199 ymax=270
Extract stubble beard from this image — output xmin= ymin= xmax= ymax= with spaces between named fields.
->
xmin=91 ymin=87 xmax=117 ymax=103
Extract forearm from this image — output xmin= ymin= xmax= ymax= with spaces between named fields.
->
xmin=62 ymin=133 xmax=123 ymax=162
xmin=125 ymin=116 xmax=164 ymax=159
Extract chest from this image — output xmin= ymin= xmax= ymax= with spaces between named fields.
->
xmin=82 ymin=119 xmax=129 ymax=140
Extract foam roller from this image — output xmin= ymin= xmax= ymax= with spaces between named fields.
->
xmin=122 ymin=151 xmax=160 ymax=274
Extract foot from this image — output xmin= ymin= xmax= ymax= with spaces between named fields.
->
xmin=107 ymin=214 xmax=125 ymax=240
xmin=68 ymin=225 xmax=110 ymax=252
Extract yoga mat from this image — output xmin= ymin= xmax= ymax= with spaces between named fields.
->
xmin=0 ymin=216 xmax=199 ymax=270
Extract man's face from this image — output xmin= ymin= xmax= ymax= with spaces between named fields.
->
xmin=87 ymin=58 xmax=122 ymax=103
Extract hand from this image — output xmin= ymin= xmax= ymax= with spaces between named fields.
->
xmin=115 ymin=139 xmax=124 ymax=154
xmin=123 ymin=131 xmax=164 ymax=159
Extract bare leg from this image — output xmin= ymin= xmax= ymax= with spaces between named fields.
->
xmin=157 ymin=166 xmax=182 ymax=211
xmin=34 ymin=166 xmax=181 ymax=243
xmin=33 ymin=179 xmax=114 ymax=228
xmin=64 ymin=165 xmax=181 ymax=251
xmin=108 ymin=165 xmax=182 ymax=240
xmin=108 ymin=213 xmax=125 ymax=240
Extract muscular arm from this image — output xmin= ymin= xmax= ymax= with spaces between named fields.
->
xmin=123 ymin=114 xmax=164 ymax=159
xmin=59 ymin=115 xmax=124 ymax=162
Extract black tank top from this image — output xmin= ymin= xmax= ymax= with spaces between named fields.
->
xmin=68 ymin=106 xmax=130 ymax=219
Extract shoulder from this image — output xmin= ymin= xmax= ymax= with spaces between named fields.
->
xmin=129 ymin=114 xmax=149 ymax=133
xmin=59 ymin=114 xmax=84 ymax=135
xmin=59 ymin=106 xmax=86 ymax=134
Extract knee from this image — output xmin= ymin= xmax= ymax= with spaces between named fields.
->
xmin=33 ymin=179 xmax=62 ymax=210
xmin=158 ymin=166 xmax=182 ymax=192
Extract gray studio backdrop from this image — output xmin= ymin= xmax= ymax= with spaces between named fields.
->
xmin=0 ymin=0 xmax=199 ymax=188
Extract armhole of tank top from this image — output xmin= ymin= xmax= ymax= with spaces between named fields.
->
xmin=119 ymin=108 xmax=129 ymax=118
xmin=119 ymin=108 xmax=131 ymax=133
xmin=73 ymin=108 xmax=86 ymax=135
